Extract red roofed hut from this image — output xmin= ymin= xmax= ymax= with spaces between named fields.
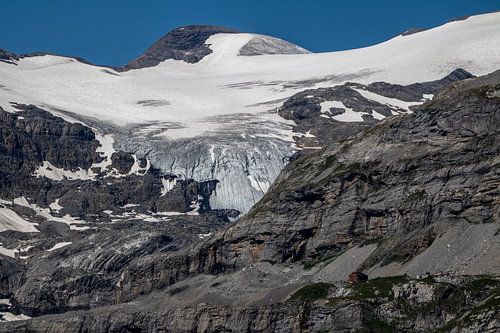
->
xmin=348 ymin=271 xmax=368 ymax=284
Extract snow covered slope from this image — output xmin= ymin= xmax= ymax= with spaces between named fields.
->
xmin=0 ymin=13 xmax=499 ymax=212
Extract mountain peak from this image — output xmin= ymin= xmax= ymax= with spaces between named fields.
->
xmin=124 ymin=25 xmax=239 ymax=70
xmin=123 ymin=25 xmax=309 ymax=70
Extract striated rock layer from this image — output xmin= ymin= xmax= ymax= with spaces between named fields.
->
xmin=1 ymin=69 xmax=498 ymax=332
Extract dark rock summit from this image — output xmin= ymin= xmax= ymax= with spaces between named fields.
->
xmin=0 ymin=49 xmax=19 ymax=65
xmin=123 ymin=25 xmax=239 ymax=70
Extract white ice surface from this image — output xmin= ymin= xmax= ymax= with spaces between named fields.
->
xmin=0 ymin=13 xmax=498 ymax=134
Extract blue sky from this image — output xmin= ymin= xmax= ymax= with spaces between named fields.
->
xmin=0 ymin=0 xmax=498 ymax=66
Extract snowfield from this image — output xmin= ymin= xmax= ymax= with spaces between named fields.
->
xmin=0 ymin=206 xmax=39 ymax=233
xmin=1 ymin=12 xmax=499 ymax=212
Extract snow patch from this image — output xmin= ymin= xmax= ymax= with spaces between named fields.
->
xmin=0 ymin=312 xmax=31 ymax=322
xmin=0 ymin=206 xmax=39 ymax=233
xmin=12 ymin=196 xmax=87 ymax=228
xmin=121 ymin=204 xmax=140 ymax=209
xmin=127 ymin=155 xmax=150 ymax=176
xmin=33 ymin=161 xmax=93 ymax=181
xmin=328 ymin=101 xmax=367 ymax=122
xmin=353 ymin=88 xmax=417 ymax=111
xmin=161 ymin=178 xmax=177 ymax=196
xmin=0 ymin=299 xmax=11 ymax=306
xmin=47 ymin=242 xmax=72 ymax=252
xmin=320 ymin=100 xmax=342 ymax=114
xmin=49 ymin=198 xmax=63 ymax=212
xmin=69 ymin=225 xmax=91 ymax=231
xmin=0 ymin=246 xmax=18 ymax=258
xmin=371 ymin=110 xmax=386 ymax=120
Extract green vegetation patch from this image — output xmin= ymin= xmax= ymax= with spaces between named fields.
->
xmin=361 ymin=318 xmax=398 ymax=333
xmin=403 ymin=189 xmax=427 ymax=205
xmin=436 ymin=287 xmax=500 ymax=332
xmin=322 ymin=154 xmax=337 ymax=169
xmin=350 ymin=275 xmax=408 ymax=300
xmin=331 ymin=161 xmax=362 ymax=176
xmin=360 ymin=238 xmax=383 ymax=247
xmin=290 ymin=283 xmax=332 ymax=301
xmin=462 ymin=276 xmax=499 ymax=293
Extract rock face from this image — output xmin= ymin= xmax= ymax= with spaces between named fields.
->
xmin=1 ymin=70 xmax=497 ymax=332
xmin=0 ymin=104 xmax=99 ymax=203
xmin=0 ymin=257 xmax=25 ymax=299
xmin=123 ymin=25 xmax=310 ymax=70
xmin=0 ymin=49 xmax=19 ymax=64
xmin=123 ymin=25 xmax=239 ymax=69
xmin=95 ymin=70 xmax=500 ymax=316
xmin=3 ymin=275 xmax=500 ymax=332
xmin=0 ymin=104 xmax=237 ymax=317
xmin=0 ymin=104 xmax=230 ymax=219
xmin=189 ymin=69 xmax=499 ymax=274
xmin=10 ymin=211 xmax=232 ymax=317
xmin=278 ymin=68 xmax=474 ymax=148
xmin=238 ymin=35 xmax=310 ymax=56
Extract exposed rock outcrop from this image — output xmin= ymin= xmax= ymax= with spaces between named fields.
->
xmin=0 ymin=71 xmax=498 ymax=332
xmin=124 ymin=25 xmax=239 ymax=70
xmin=4 ymin=275 xmax=499 ymax=332
xmin=109 ymin=70 xmax=500 ymax=303
xmin=0 ymin=104 xmax=230 ymax=219
xmin=279 ymin=68 xmax=474 ymax=148
xmin=0 ymin=49 xmax=19 ymax=64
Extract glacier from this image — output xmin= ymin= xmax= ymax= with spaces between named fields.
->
xmin=1 ymin=13 xmax=499 ymax=212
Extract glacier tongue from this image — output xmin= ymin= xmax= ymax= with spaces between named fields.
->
xmin=114 ymin=113 xmax=295 ymax=213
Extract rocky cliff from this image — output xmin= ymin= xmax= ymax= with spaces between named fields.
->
xmin=109 ymin=70 xmax=499 ymax=296
xmin=1 ymin=69 xmax=498 ymax=332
